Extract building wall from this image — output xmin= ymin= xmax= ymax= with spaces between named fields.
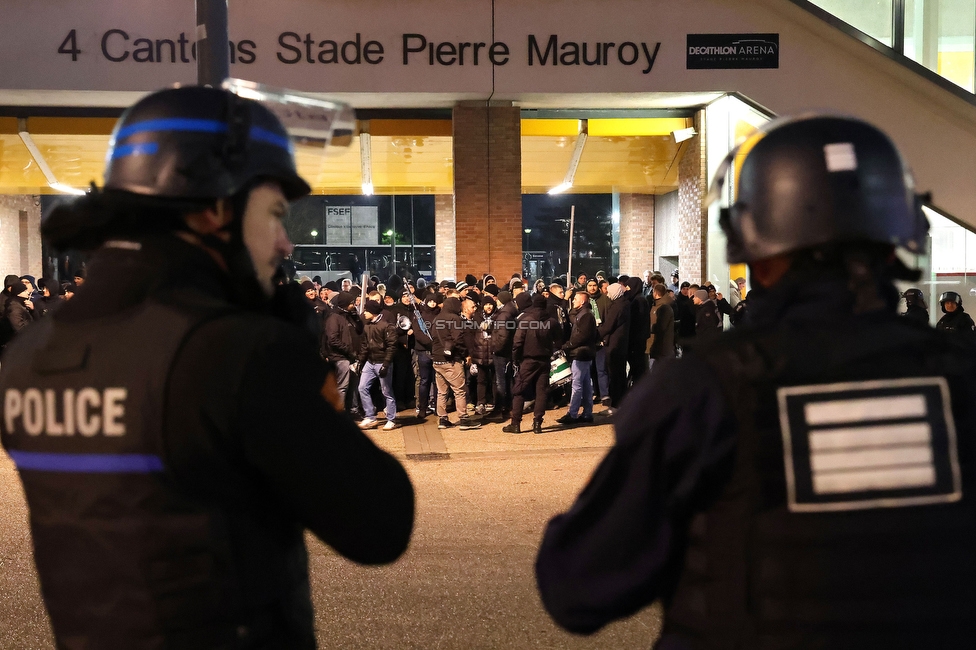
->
xmin=434 ymin=194 xmax=456 ymax=281
xmin=0 ymin=194 xmax=42 ymax=280
xmin=617 ymin=193 xmax=654 ymax=277
xmin=452 ymin=102 xmax=522 ymax=282
xmin=653 ymin=190 xmax=680 ymax=263
xmin=678 ymin=112 xmax=707 ymax=284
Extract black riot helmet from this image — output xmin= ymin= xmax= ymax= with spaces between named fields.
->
xmin=903 ymin=288 xmax=926 ymax=309
xmin=104 ymin=85 xmax=310 ymax=201
xmin=939 ymin=291 xmax=963 ymax=313
xmin=709 ymin=115 xmax=929 ymax=264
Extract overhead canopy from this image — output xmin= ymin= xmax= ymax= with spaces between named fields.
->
xmin=0 ymin=116 xmax=693 ymax=196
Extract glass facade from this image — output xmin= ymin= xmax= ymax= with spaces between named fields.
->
xmin=809 ymin=0 xmax=976 ymax=92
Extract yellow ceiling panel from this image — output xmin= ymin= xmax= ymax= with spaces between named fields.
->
xmin=521 ymin=133 xmax=685 ymax=194
xmin=587 ymin=117 xmax=692 ymax=137
xmin=368 ymin=120 xmax=452 ymax=137
xmin=31 ymin=133 xmax=109 ymax=190
xmin=0 ymin=134 xmax=50 ymax=194
xmin=521 ymin=119 xmax=581 ymax=137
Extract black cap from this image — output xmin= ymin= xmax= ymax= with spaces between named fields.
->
xmin=324 ymin=281 xmax=339 ymax=291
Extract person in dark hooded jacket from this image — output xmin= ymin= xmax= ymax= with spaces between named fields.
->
xmin=485 ymin=291 xmax=520 ymax=423
xmin=357 ymin=300 xmax=399 ymax=430
xmin=597 ymin=283 xmax=630 ymax=412
xmin=411 ymin=289 xmax=439 ymax=420
xmin=625 ymin=277 xmax=651 ymax=386
xmin=465 ymin=295 xmax=496 ymax=415
xmin=325 ymin=292 xmax=362 ymax=407
xmin=505 ymin=293 xmax=558 ymax=434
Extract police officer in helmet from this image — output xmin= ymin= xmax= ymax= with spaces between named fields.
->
xmin=0 ymin=86 xmax=414 ymax=648
xmin=901 ymin=287 xmax=929 ymax=326
xmin=535 ymin=115 xmax=976 ymax=647
xmin=936 ymin=290 xmax=975 ymax=340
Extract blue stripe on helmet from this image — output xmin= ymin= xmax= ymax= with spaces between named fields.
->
xmin=249 ymin=126 xmax=292 ymax=151
xmin=8 ymin=450 xmax=165 ymax=474
xmin=115 ymin=117 xmax=229 ymax=141
xmin=111 ymin=142 xmax=160 ymax=160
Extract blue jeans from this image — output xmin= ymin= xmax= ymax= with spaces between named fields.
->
xmin=359 ymin=361 xmax=397 ymax=420
xmin=568 ymin=360 xmax=593 ymax=418
xmin=595 ymin=347 xmax=609 ymax=398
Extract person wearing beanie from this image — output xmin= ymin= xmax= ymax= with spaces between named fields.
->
xmin=325 ymin=292 xmax=363 ymax=409
xmin=483 ymin=275 xmax=496 ymax=287
xmin=511 ymin=280 xmax=525 ymax=297
xmin=464 ymin=294 xmax=494 ymax=418
xmin=416 ymin=278 xmax=427 ymax=290
xmin=504 ymin=290 xmax=558 ymax=434
xmin=483 ymin=284 xmax=499 ymax=297
xmin=357 ymin=299 xmax=399 ymax=430
xmin=692 ymin=288 xmax=721 ymax=340
xmin=0 ymin=274 xmax=23 ymax=318
xmin=556 ymin=288 xmax=599 ymax=426
xmin=514 ymin=291 xmax=532 ymax=312
xmin=597 ymin=281 xmax=631 ymax=414
xmin=484 ymin=287 xmax=519 ymax=423
xmin=464 ymin=274 xmax=478 ymax=288
xmin=0 ymin=275 xmax=35 ymax=349
xmin=301 ymin=280 xmax=317 ymax=301
xmin=431 ymin=296 xmax=479 ymax=429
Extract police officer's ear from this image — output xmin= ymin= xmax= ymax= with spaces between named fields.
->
xmin=182 ymin=198 xmax=235 ymax=239
xmin=748 ymin=253 xmax=793 ymax=289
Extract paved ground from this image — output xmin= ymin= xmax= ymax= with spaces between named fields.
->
xmin=0 ymin=407 xmax=662 ymax=649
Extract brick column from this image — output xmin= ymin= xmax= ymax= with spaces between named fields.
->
xmin=617 ymin=194 xmax=655 ymax=277
xmin=0 ymin=195 xmax=42 ymax=278
xmin=452 ymin=101 xmax=522 ymax=282
xmin=678 ymin=112 xmax=707 ymax=284
xmin=434 ymin=194 xmax=456 ymax=281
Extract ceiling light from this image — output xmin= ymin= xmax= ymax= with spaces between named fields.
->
xmin=49 ymin=182 xmax=86 ymax=196
xmin=672 ymin=127 xmax=697 ymax=143
xmin=18 ymin=125 xmax=87 ymax=195
xmin=360 ymin=129 xmax=373 ymax=196
xmin=548 ymin=121 xmax=587 ymax=195
xmin=310 ymin=230 xmax=319 ymax=237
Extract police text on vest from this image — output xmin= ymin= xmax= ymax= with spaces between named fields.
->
xmin=4 ymin=388 xmax=127 ymax=436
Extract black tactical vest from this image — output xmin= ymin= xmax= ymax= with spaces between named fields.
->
xmin=661 ymin=315 xmax=976 ymax=649
xmin=0 ymin=298 xmax=306 ymax=649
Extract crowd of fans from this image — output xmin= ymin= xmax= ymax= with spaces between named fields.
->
xmin=0 ymin=273 xmax=82 ymax=349
xmin=295 ymin=268 xmax=752 ymax=433
xmin=4 ymin=264 xmax=971 ymax=434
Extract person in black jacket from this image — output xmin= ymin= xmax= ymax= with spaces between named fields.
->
xmin=647 ymin=283 xmax=676 ymax=364
xmin=597 ymin=283 xmax=631 ymax=413
xmin=357 ymin=300 xmax=399 ymax=430
xmin=431 ymin=296 xmax=478 ymax=429
xmin=0 ymin=86 xmax=413 ymax=649
xmin=902 ymin=288 xmax=930 ymax=326
xmin=625 ymin=277 xmax=651 ymax=386
xmin=936 ymin=291 xmax=975 ymax=340
xmin=693 ymin=289 xmax=722 ymax=340
xmin=466 ymin=295 xmax=496 ymax=415
xmin=505 ymin=293 xmax=558 ymax=434
xmin=411 ymin=289 xmax=439 ymax=421
xmin=484 ymin=290 xmax=519 ymax=423
xmin=557 ymin=290 xmax=599 ymax=425
xmin=0 ymin=277 xmax=34 ymax=349
xmin=326 ymin=292 xmax=362 ymax=406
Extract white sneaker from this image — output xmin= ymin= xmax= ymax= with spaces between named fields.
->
xmin=383 ymin=420 xmax=400 ymax=431
xmin=358 ymin=417 xmax=379 ymax=429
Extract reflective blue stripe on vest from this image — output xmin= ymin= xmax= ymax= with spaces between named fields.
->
xmin=8 ymin=450 xmax=164 ymax=473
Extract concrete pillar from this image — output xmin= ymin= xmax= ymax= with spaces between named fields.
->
xmin=434 ymin=194 xmax=456 ymax=281
xmin=0 ymin=195 xmax=42 ymax=279
xmin=451 ymin=101 xmax=522 ymax=282
xmin=617 ymin=194 xmax=655 ymax=277
xmin=678 ymin=112 xmax=707 ymax=284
